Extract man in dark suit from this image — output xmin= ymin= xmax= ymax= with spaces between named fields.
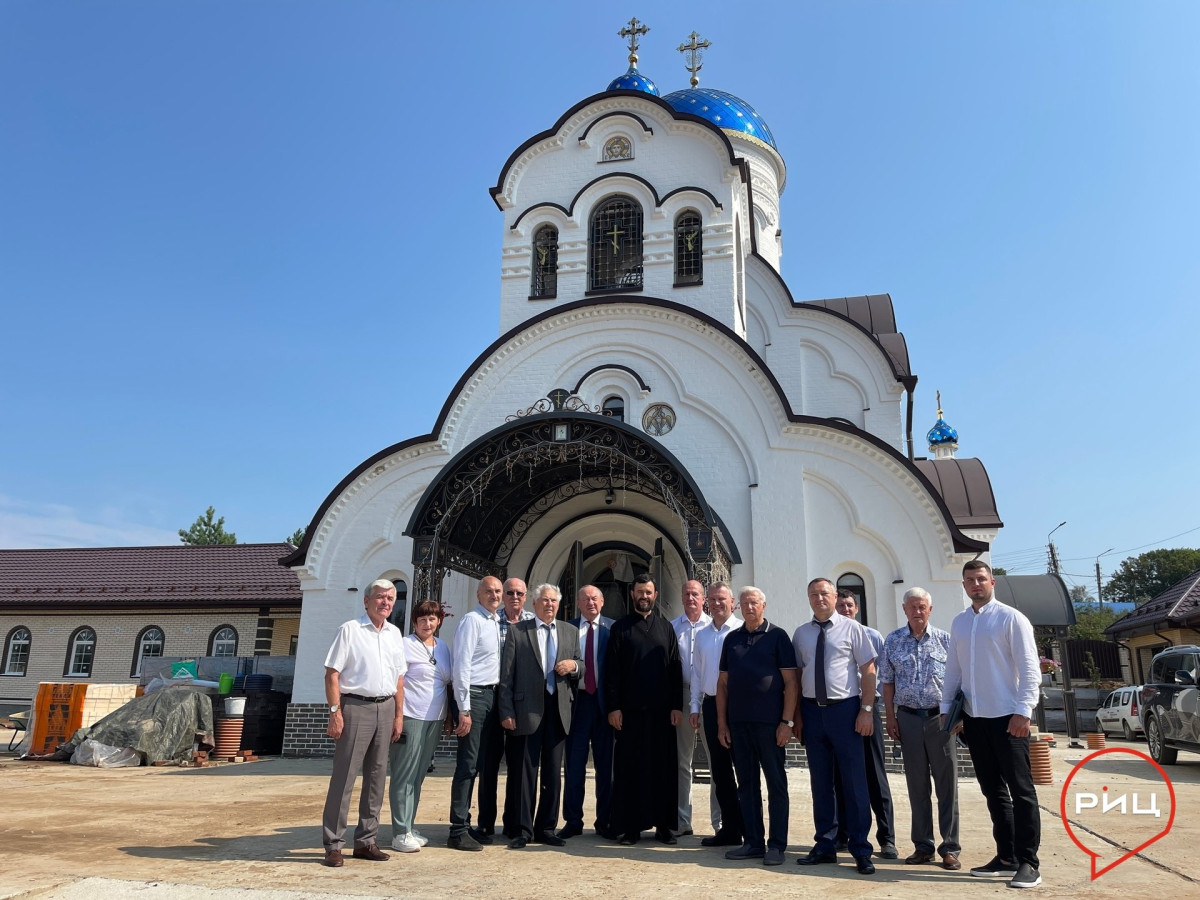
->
xmin=559 ymin=584 xmax=615 ymax=839
xmin=498 ymin=582 xmax=582 ymax=849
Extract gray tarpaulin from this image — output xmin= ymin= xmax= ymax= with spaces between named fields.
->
xmin=56 ymin=686 xmax=215 ymax=764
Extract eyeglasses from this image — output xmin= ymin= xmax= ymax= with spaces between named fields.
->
xmin=505 ymin=590 xmax=526 ymax=596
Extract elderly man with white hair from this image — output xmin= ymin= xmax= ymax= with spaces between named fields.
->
xmin=879 ymin=586 xmax=961 ymax=871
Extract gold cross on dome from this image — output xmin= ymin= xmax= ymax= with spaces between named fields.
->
xmin=618 ymin=17 xmax=650 ymax=65
xmin=677 ymin=30 xmax=711 ymax=87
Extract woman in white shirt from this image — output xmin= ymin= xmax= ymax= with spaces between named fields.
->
xmin=388 ymin=599 xmax=453 ymax=852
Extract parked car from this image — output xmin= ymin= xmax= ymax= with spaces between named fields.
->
xmin=1096 ymin=685 xmax=1144 ymax=741
xmin=1140 ymin=645 xmax=1200 ymax=764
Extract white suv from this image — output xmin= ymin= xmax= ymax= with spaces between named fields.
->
xmin=1097 ymin=685 xmax=1144 ymax=741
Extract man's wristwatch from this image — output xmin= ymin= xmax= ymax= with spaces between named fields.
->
xmin=781 ymin=718 xmax=794 ymax=728
xmin=329 ymin=705 xmax=340 ymax=714
xmin=861 ymin=704 xmax=874 ymax=713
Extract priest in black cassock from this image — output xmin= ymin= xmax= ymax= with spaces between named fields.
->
xmin=604 ymin=573 xmax=684 ymax=845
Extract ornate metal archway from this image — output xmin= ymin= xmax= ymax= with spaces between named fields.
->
xmin=406 ymin=396 xmax=736 ymax=603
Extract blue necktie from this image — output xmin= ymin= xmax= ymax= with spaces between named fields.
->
xmin=543 ymin=624 xmax=556 ymax=693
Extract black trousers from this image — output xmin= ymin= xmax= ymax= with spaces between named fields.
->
xmin=962 ymin=713 xmax=1040 ymax=868
xmin=504 ymin=691 xmax=567 ymax=841
xmin=477 ymin=696 xmax=509 ymax=833
xmin=701 ymin=695 xmax=743 ymax=839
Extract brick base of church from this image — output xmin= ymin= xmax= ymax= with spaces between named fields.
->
xmin=283 ymin=702 xmax=976 ymax=777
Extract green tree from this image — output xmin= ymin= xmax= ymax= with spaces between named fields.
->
xmin=287 ymin=526 xmax=306 ymax=546
xmin=1105 ymin=547 xmax=1200 ymax=606
xmin=1069 ymin=584 xmax=1094 ymax=605
xmin=1069 ymin=603 xmax=1121 ymax=641
xmin=179 ymin=506 xmax=238 ymax=545
xmin=992 ymin=566 xmax=1008 ymax=577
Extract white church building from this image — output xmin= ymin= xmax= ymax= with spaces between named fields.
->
xmin=280 ymin=25 xmax=1001 ymax=753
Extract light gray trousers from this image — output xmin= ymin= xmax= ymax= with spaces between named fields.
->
xmin=321 ymin=695 xmax=395 ymax=850
xmin=898 ymin=707 xmax=961 ymax=856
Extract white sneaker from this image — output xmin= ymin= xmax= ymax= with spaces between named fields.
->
xmin=412 ymin=829 xmax=429 ymax=847
xmin=390 ymin=832 xmax=422 ymax=853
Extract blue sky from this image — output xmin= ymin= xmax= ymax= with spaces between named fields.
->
xmin=3 ymin=1 xmax=1198 ymax=598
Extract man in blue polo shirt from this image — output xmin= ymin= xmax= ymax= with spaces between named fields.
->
xmin=716 ymin=586 xmax=797 ymax=867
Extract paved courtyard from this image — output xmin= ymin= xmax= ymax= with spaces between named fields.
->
xmin=1 ymin=735 xmax=1195 ymax=899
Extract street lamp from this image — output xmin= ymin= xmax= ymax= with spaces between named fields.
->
xmin=1046 ymin=521 xmax=1067 ymax=574
xmin=1095 ymin=547 xmax=1114 ymax=606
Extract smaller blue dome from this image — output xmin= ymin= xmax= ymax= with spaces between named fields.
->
xmin=607 ymin=65 xmax=659 ymax=96
xmin=662 ymin=87 xmax=777 ymax=150
xmin=927 ymin=416 xmax=959 ymax=447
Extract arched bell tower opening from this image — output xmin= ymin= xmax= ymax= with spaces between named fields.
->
xmin=405 ymin=394 xmax=739 ymax=614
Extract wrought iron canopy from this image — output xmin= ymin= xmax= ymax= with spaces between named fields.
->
xmin=405 ymin=412 xmax=738 ymax=580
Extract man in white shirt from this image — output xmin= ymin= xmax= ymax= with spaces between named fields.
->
xmin=941 ymin=560 xmax=1042 ymax=889
xmin=447 ymin=575 xmax=504 ymax=851
xmin=477 ymin=577 xmax=533 ymax=843
xmin=690 ymin=582 xmax=743 ymax=847
xmin=671 ymin=579 xmax=712 ymax=836
xmin=831 ymin=591 xmax=897 ymax=859
xmin=320 ymin=579 xmax=407 ymax=867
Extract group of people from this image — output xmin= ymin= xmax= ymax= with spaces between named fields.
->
xmin=318 ymin=559 xmax=1043 ymax=889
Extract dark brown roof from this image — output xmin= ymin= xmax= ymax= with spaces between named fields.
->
xmin=913 ymin=457 xmax=1003 ymax=529
xmin=1105 ymin=568 xmax=1200 ymax=638
xmin=800 ymin=295 xmax=912 ymax=379
xmin=0 ymin=543 xmax=302 ymax=610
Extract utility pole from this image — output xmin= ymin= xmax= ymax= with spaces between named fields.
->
xmin=1095 ymin=547 xmax=1114 ymax=607
xmin=1047 ymin=521 xmax=1066 ymax=574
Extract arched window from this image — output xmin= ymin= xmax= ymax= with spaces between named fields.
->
xmin=131 ymin=626 xmax=165 ymax=677
xmin=3 ymin=626 xmax=31 ymax=676
xmin=837 ymin=573 xmax=867 ymax=626
xmin=589 ymin=195 xmax=643 ymax=292
xmin=65 ymin=626 xmax=96 ymax=677
xmin=530 ymin=225 xmax=558 ymax=298
xmin=209 ymin=625 xmax=238 ymax=658
xmin=388 ymin=579 xmax=409 ymax=633
xmin=602 ymin=395 xmax=625 ymax=423
xmin=674 ymin=210 xmax=702 ymax=285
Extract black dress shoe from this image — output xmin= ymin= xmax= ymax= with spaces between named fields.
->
xmin=701 ymin=831 xmax=743 ymax=847
xmin=855 ymin=856 xmax=877 ymax=875
xmin=725 ymin=844 xmax=766 ymax=860
xmin=468 ymin=827 xmax=494 ymax=845
xmin=596 ymin=825 xmax=618 ymax=840
xmin=796 ymin=849 xmax=838 ymax=866
xmin=880 ymin=843 xmax=899 ymax=859
xmin=654 ymin=828 xmax=677 ymax=845
xmin=836 ymin=839 xmax=849 ymax=852
xmin=536 ymin=831 xmax=566 ymax=847
xmin=508 ymin=836 xmax=528 ymax=849
xmin=557 ymin=824 xmax=583 ymax=839
xmin=618 ymin=832 xmax=639 ymax=845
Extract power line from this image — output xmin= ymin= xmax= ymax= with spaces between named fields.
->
xmin=1059 ymin=523 xmax=1200 ymax=563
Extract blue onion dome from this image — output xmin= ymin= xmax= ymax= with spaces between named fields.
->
xmin=607 ymin=64 xmax=659 ymax=95
xmin=926 ymin=408 xmax=955 ymax=448
xmin=662 ymin=87 xmax=778 ymax=151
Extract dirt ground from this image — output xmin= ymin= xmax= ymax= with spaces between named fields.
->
xmin=1 ymin=734 xmax=1196 ymax=900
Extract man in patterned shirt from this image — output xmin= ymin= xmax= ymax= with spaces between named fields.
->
xmin=880 ymin=586 xmax=960 ymax=871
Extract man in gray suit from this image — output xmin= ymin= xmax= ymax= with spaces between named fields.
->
xmin=499 ymin=583 xmax=582 ymax=849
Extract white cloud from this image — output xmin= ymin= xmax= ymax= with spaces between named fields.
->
xmin=0 ymin=496 xmax=180 ymax=549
